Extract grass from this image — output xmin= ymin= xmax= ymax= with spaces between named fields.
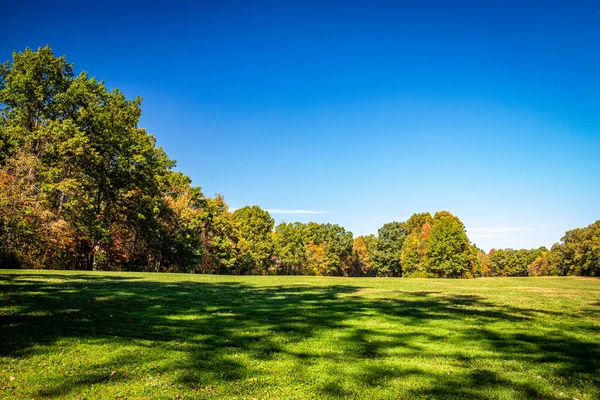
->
xmin=1 ymin=271 xmax=599 ymax=399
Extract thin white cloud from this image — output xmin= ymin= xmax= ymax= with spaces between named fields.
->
xmin=266 ymin=209 xmax=327 ymax=215
xmin=470 ymin=233 xmax=513 ymax=239
xmin=467 ymin=226 xmax=535 ymax=238
xmin=468 ymin=226 xmax=535 ymax=234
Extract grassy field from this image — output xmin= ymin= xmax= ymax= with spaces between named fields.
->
xmin=1 ymin=271 xmax=599 ymax=399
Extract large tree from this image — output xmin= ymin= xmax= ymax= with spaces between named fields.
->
xmin=273 ymin=222 xmax=307 ymax=275
xmin=199 ymin=194 xmax=238 ymax=274
xmin=399 ymin=213 xmax=433 ymax=276
xmin=552 ymin=220 xmax=600 ymax=276
xmin=0 ymin=46 xmax=206 ymax=271
xmin=423 ymin=211 xmax=471 ymax=277
xmin=304 ymin=223 xmax=353 ymax=275
xmin=232 ymin=205 xmax=274 ymax=274
xmin=350 ymin=234 xmax=378 ymax=276
xmin=373 ymin=221 xmax=406 ymax=276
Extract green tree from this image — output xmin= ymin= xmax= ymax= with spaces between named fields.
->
xmin=398 ymin=213 xmax=433 ymax=277
xmin=488 ymin=247 xmax=547 ymax=277
xmin=400 ymin=233 xmax=422 ymax=276
xmin=373 ymin=221 xmax=406 ymax=276
xmin=232 ymin=206 xmax=274 ymax=274
xmin=552 ymin=221 xmax=600 ymax=276
xmin=273 ymin=222 xmax=307 ymax=275
xmin=405 ymin=212 xmax=433 ymax=235
xmin=302 ymin=222 xmax=353 ymax=275
xmin=423 ymin=212 xmax=471 ymax=277
xmin=0 ymin=46 xmax=208 ymax=272
xmin=199 ymin=195 xmax=238 ymax=273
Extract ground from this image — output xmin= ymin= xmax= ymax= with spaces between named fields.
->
xmin=1 ymin=270 xmax=599 ymax=399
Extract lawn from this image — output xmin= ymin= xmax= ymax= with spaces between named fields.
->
xmin=1 ymin=271 xmax=599 ymax=399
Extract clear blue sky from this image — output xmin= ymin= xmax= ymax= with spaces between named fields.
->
xmin=3 ymin=0 xmax=599 ymax=251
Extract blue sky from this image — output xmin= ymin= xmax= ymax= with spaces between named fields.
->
xmin=3 ymin=0 xmax=599 ymax=251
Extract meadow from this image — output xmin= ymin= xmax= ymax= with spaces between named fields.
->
xmin=1 ymin=270 xmax=599 ymax=399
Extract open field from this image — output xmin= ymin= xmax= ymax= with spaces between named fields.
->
xmin=1 ymin=271 xmax=599 ymax=399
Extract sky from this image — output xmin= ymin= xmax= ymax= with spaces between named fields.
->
xmin=2 ymin=0 xmax=599 ymax=251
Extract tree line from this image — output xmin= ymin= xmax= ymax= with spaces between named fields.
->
xmin=1 ymin=47 xmax=598 ymax=277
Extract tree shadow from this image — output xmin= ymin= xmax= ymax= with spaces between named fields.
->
xmin=1 ymin=272 xmax=598 ymax=399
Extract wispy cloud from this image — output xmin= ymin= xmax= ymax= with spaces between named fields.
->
xmin=467 ymin=226 xmax=535 ymax=238
xmin=266 ymin=209 xmax=327 ymax=215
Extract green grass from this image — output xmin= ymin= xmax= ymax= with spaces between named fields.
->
xmin=1 ymin=271 xmax=599 ymax=399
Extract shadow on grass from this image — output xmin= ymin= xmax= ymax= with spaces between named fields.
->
xmin=1 ymin=272 xmax=599 ymax=399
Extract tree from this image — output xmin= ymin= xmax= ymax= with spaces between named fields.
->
xmin=0 ymin=46 xmax=79 ymax=268
xmin=0 ymin=46 xmax=208 ymax=272
xmin=199 ymin=194 xmax=238 ymax=274
xmin=552 ymin=221 xmax=600 ymax=276
xmin=470 ymin=245 xmax=489 ymax=277
xmin=305 ymin=242 xmax=331 ymax=275
xmin=273 ymin=222 xmax=307 ymax=275
xmin=150 ymin=171 xmax=205 ymax=272
xmin=528 ymin=250 xmax=556 ymax=276
xmin=398 ymin=213 xmax=433 ymax=277
xmin=232 ymin=206 xmax=274 ymax=274
xmin=373 ymin=221 xmax=406 ymax=276
xmin=302 ymin=222 xmax=353 ymax=275
xmin=350 ymin=234 xmax=377 ymax=276
xmin=0 ymin=151 xmax=73 ymax=267
xmin=488 ymin=247 xmax=547 ymax=277
xmin=405 ymin=212 xmax=433 ymax=235
xmin=400 ymin=233 xmax=422 ymax=276
xmin=423 ymin=211 xmax=471 ymax=277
